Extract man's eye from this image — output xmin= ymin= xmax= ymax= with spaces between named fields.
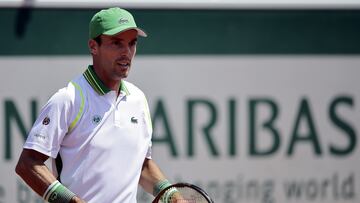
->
xmin=130 ymin=41 xmax=137 ymax=46
xmin=112 ymin=41 xmax=120 ymax=45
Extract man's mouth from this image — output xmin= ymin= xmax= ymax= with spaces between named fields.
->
xmin=117 ymin=61 xmax=130 ymax=68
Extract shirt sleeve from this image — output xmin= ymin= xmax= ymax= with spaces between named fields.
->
xmin=142 ymin=94 xmax=153 ymax=159
xmin=23 ymin=87 xmax=73 ymax=158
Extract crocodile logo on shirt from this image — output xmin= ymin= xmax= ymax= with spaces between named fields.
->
xmin=131 ymin=117 xmax=138 ymax=124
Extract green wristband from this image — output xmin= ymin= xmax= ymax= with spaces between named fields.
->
xmin=153 ymin=179 xmax=172 ymax=196
xmin=44 ymin=181 xmax=76 ymax=203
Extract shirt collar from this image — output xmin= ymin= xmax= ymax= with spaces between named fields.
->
xmin=83 ymin=65 xmax=130 ymax=96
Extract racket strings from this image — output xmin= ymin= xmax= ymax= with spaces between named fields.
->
xmin=159 ymin=187 xmax=209 ymax=203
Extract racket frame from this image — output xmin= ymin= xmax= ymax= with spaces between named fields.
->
xmin=152 ymin=182 xmax=214 ymax=203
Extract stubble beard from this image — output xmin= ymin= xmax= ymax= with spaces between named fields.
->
xmin=113 ymin=63 xmax=131 ymax=80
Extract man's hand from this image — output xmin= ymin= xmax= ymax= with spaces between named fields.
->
xmin=70 ymin=196 xmax=87 ymax=203
xmin=170 ymin=192 xmax=194 ymax=203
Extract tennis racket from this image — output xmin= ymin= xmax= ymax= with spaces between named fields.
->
xmin=152 ymin=182 xmax=214 ymax=203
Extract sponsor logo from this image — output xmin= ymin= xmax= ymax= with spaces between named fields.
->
xmin=42 ymin=117 xmax=50 ymax=125
xmin=34 ymin=133 xmax=46 ymax=140
xmin=118 ymin=18 xmax=129 ymax=24
xmin=92 ymin=115 xmax=102 ymax=125
xmin=49 ymin=192 xmax=58 ymax=201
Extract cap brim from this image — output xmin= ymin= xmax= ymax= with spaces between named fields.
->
xmin=103 ymin=26 xmax=147 ymax=37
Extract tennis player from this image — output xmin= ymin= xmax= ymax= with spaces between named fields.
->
xmin=15 ymin=7 xmax=175 ymax=203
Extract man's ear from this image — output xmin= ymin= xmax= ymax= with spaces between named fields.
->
xmin=88 ymin=39 xmax=99 ymax=55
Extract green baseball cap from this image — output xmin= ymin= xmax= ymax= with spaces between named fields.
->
xmin=89 ymin=7 xmax=147 ymax=39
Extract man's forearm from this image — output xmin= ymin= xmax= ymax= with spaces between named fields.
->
xmin=15 ymin=149 xmax=57 ymax=196
xmin=16 ymin=149 xmax=86 ymax=202
xmin=139 ymin=159 xmax=168 ymax=195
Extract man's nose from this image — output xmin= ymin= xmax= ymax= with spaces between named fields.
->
xmin=119 ymin=45 xmax=131 ymax=56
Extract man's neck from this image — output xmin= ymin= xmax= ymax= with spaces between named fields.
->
xmin=92 ymin=65 xmax=121 ymax=94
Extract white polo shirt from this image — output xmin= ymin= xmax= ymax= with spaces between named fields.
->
xmin=24 ymin=65 xmax=153 ymax=203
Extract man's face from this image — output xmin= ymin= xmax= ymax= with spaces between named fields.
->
xmin=93 ymin=29 xmax=138 ymax=81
